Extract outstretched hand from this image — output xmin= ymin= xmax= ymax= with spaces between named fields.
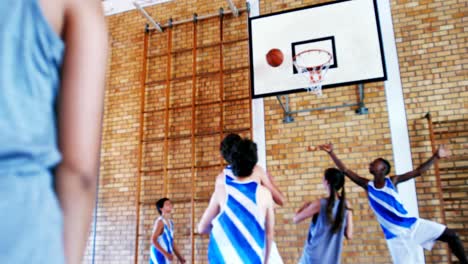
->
xmin=319 ymin=143 xmax=333 ymax=153
xmin=437 ymin=144 xmax=450 ymax=158
xmin=296 ymin=202 xmax=311 ymax=214
xmin=307 ymin=146 xmax=318 ymax=152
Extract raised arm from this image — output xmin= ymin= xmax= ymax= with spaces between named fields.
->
xmin=345 ymin=201 xmax=353 ymax=240
xmin=293 ymin=200 xmax=321 ymax=224
xmin=319 ymin=144 xmax=369 ymax=190
xmin=255 ymin=165 xmax=286 ymax=206
xmin=54 ymin=1 xmax=108 ymax=264
xmin=391 ymin=145 xmax=450 ymax=185
xmin=260 ymin=187 xmax=275 ymax=264
xmin=197 ymin=187 xmax=221 ymax=234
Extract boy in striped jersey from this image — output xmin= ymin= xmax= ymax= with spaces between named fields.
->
xmin=198 ymin=138 xmax=275 ymax=263
xmin=216 ymin=133 xmax=285 ymax=263
xmin=150 ymin=198 xmax=186 ymax=264
xmin=217 ymin=133 xmax=286 ymax=206
xmin=320 ymin=143 xmax=467 ymax=264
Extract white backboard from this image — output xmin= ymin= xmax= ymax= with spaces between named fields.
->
xmin=249 ymin=0 xmax=387 ymax=98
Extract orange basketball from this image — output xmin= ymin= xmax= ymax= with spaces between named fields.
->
xmin=266 ymin=48 xmax=284 ymax=67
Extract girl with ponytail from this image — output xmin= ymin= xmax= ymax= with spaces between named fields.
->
xmin=293 ymin=168 xmax=353 ymax=264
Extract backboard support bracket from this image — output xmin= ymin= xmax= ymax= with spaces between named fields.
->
xmin=276 ymin=84 xmax=368 ymax=123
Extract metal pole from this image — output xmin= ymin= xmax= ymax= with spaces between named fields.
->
xmin=359 ymin=83 xmax=364 ymax=103
xmin=355 ymin=83 xmax=368 ymax=115
xmin=276 ymin=95 xmax=294 ymax=123
xmin=275 ymin=96 xmax=287 ymax=114
xmin=276 ymin=83 xmax=368 ymax=122
xmin=289 ymin=103 xmax=359 ymax=114
xmin=147 ymin=8 xmax=247 ymax=31
xmin=226 ymin=0 xmax=239 ymax=17
xmin=134 ymin=2 xmax=164 ymax=32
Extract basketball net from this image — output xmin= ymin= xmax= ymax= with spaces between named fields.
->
xmin=293 ymin=49 xmax=332 ymax=96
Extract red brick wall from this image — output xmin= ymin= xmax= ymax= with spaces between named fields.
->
xmin=84 ymin=0 xmax=467 ymax=263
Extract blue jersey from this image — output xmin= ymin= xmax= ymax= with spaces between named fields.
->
xmin=367 ymin=178 xmax=418 ymax=239
xmin=150 ymin=217 xmax=174 ymax=264
xmin=208 ymin=168 xmax=266 ymax=264
xmin=0 ymin=0 xmax=64 ymax=171
xmin=0 ymin=0 xmax=65 ymax=263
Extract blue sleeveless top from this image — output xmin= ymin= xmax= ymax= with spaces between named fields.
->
xmin=0 ymin=1 xmax=65 ymax=263
xmin=368 ymin=178 xmax=418 ymax=239
xmin=208 ymin=167 xmax=266 ymax=264
xmin=150 ymin=217 xmax=174 ymax=264
xmin=0 ymin=0 xmax=65 ymax=172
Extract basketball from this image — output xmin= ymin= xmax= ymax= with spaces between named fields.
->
xmin=266 ymin=48 xmax=284 ymax=67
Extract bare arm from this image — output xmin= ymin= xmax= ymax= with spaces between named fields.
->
xmin=256 ymin=166 xmax=286 ymax=206
xmin=54 ymin=1 xmax=108 ymax=264
xmin=215 ymin=172 xmax=225 ymax=188
xmin=319 ymin=144 xmax=369 ymax=190
xmin=391 ymin=145 xmax=450 ymax=185
xmin=293 ymin=200 xmax=321 ymax=224
xmin=172 ymin=243 xmax=186 ymax=263
xmin=151 ymin=221 xmax=173 ymax=260
xmin=345 ymin=207 xmax=353 ymax=240
xmin=295 ymin=201 xmax=312 ymax=214
xmin=262 ymin=188 xmax=274 ymax=264
xmin=198 ymin=187 xmax=221 ymax=234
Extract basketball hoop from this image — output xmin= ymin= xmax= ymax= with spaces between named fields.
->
xmin=293 ymin=49 xmax=333 ymax=96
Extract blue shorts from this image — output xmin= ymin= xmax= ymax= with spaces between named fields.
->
xmin=0 ymin=167 xmax=64 ymax=263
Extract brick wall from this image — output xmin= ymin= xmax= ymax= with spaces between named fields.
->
xmin=393 ymin=0 xmax=467 ymax=262
xmin=85 ymin=0 xmax=467 ymax=263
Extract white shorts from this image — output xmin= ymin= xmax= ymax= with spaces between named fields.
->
xmin=386 ymin=218 xmax=446 ymax=264
xmin=268 ymin=241 xmax=284 ymax=264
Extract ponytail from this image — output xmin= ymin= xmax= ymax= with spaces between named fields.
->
xmin=324 ymin=168 xmax=347 ymax=233
xmin=331 ymin=185 xmax=346 ymax=233
xmin=326 ymin=186 xmax=336 ymax=226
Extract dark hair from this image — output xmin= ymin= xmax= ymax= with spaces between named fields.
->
xmin=324 ymin=168 xmax=347 ymax=233
xmin=377 ymin=158 xmax=391 ymax=175
xmin=220 ymin=133 xmax=242 ymax=163
xmin=156 ymin=198 xmax=170 ymax=215
xmin=230 ymin=138 xmax=258 ymax=177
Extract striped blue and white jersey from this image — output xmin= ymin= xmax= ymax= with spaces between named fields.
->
xmin=208 ymin=167 xmax=266 ymax=264
xmin=367 ymin=178 xmax=418 ymax=240
xmin=150 ymin=217 xmax=174 ymax=264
